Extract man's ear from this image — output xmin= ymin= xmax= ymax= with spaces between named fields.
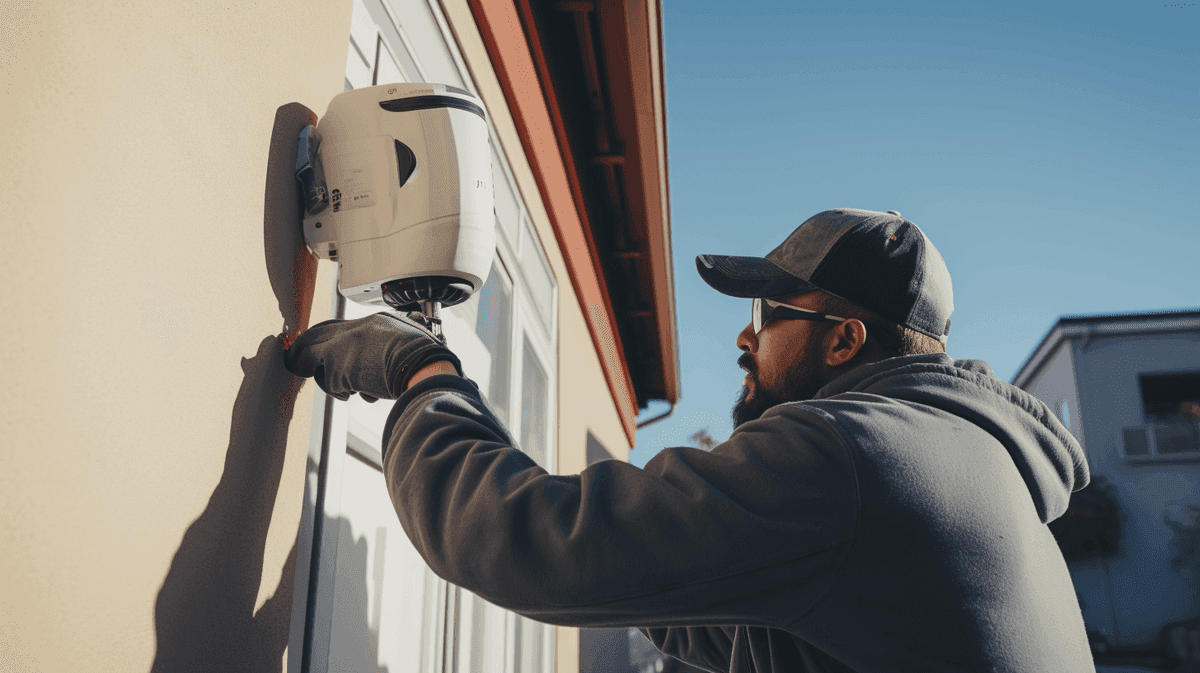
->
xmin=826 ymin=319 xmax=869 ymax=368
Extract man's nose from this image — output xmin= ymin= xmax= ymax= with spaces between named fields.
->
xmin=736 ymin=322 xmax=756 ymax=353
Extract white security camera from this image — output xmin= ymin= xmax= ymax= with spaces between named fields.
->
xmin=296 ymin=83 xmax=495 ymax=331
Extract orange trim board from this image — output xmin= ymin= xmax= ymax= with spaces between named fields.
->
xmin=466 ymin=0 xmax=640 ymax=446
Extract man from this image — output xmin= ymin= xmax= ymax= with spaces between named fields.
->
xmin=285 ymin=208 xmax=1094 ymax=672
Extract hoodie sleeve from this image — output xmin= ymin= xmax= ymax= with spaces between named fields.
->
xmin=380 ymin=374 xmax=859 ymax=630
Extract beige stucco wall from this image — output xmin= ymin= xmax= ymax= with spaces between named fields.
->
xmin=3 ymin=1 xmax=633 ymax=672
xmin=437 ymin=2 xmax=635 ymax=671
xmin=2 ymin=1 xmax=350 ymax=670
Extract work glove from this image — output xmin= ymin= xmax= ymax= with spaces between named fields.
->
xmin=282 ymin=311 xmax=463 ymax=402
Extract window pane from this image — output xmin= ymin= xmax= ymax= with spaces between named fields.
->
xmin=1123 ymin=427 xmax=1151 ymax=456
xmin=346 ymin=40 xmax=374 ymax=89
xmin=375 ymin=38 xmax=408 ymax=85
xmin=465 ymin=592 xmax=506 ymax=673
xmin=520 ymin=217 xmax=554 ymax=337
xmin=493 ymin=149 xmax=520 ymax=248
xmin=515 ymin=615 xmax=543 ymax=673
xmin=1139 ymin=371 xmax=1200 ymax=422
xmin=520 ymin=337 xmax=548 ymax=467
xmin=1156 ymin=421 xmax=1200 ymax=455
xmin=580 ymin=628 xmax=630 ymax=671
xmin=380 ymin=0 xmax=465 ymax=87
xmin=346 ymin=0 xmax=377 ymax=88
xmin=328 ymin=456 xmax=439 ymax=672
xmin=476 ymin=260 xmax=511 ymax=422
xmin=350 ymin=0 xmax=379 ymax=63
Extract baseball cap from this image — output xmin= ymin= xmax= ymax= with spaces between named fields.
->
xmin=696 ymin=208 xmax=954 ymax=344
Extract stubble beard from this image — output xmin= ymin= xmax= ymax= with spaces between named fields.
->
xmin=732 ymin=349 xmax=825 ymax=429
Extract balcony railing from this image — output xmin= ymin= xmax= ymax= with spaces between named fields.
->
xmin=1121 ymin=421 xmax=1200 ymax=461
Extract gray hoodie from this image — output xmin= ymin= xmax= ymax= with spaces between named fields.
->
xmin=381 ymin=353 xmax=1094 ymax=672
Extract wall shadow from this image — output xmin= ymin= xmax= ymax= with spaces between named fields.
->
xmin=326 ymin=513 xmax=390 ymax=673
xmin=263 ymin=103 xmax=320 ymax=346
xmin=149 ymin=103 xmax=321 ymax=672
xmin=149 ymin=335 xmax=304 ymax=672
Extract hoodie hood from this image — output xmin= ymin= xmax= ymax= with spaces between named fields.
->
xmin=814 ymin=353 xmax=1089 ymax=524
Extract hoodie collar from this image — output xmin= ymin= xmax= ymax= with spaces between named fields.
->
xmin=812 ymin=354 xmax=1089 ymax=524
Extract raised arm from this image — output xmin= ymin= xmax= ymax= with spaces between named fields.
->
xmin=381 ymin=374 xmax=858 ymax=630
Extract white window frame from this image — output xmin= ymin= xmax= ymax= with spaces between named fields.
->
xmin=291 ymin=0 xmax=560 ymax=670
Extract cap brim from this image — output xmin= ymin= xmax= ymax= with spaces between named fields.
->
xmin=695 ymin=254 xmax=819 ymax=298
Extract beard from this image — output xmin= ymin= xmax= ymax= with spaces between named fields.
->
xmin=732 ymin=347 xmax=826 ymax=429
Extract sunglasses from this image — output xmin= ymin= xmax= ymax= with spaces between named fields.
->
xmin=752 ymin=297 xmax=850 ymax=335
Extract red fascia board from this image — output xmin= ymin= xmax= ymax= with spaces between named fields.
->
xmin=598 ymin=0 xmax=679 ymax=404
xmin=467 ymin=0 xmax=639 ymax=446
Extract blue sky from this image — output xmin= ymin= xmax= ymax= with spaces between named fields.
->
xmin=630 ymin=0 xmax=1199 ymax=467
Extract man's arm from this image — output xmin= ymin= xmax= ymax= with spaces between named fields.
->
xmin=404 ymin=359 xmax=458 ymax=389
xmin=407 ymin=364 xmax=740 ymax=672
xmin=380 ymin=373 xmax=857 ymax=630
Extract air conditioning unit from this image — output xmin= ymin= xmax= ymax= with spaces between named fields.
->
xmin=1121 ymin=421 xmax=1200 ymax=460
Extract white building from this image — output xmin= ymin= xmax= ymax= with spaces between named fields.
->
xmin=1012 ymin=308 xmax=1200 ymax=665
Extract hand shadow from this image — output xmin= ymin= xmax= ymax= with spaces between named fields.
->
xmin=149 ymin=102 xmax=320 ymax=672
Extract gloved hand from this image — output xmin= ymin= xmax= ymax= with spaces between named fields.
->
xmin=283 ymin=311 xmax=463 ymax=402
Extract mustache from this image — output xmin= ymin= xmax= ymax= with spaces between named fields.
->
xmin=737 ymin=352 xmax=756 ymax=374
